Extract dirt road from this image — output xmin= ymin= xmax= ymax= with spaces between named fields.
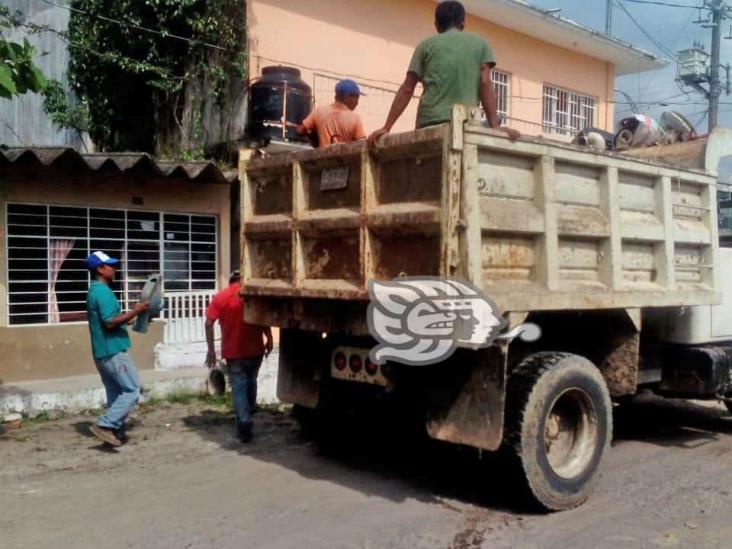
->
xmin=1 ymin=393 xmax=731 ymax=549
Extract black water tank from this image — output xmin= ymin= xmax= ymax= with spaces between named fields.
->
xmin=248 ymin=66 xmax=312 ymax=143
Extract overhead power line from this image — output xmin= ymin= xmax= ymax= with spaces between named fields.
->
xmin=615 ymin=0 xmax=679 ymax=60
xmin=623 ymin=0 xmax=708 ymax=9
xmin=639 ymin=6 xmax=696 ymax=98
xmin=693 ymin=108 xmax=710 ymax=127
xmin=40 ymin=0 xmax=230 ymax=52
xmin=21 ymin=20 xmax=182 ymax=79
xmin=671 ymin=0 xmax=731 ymax=131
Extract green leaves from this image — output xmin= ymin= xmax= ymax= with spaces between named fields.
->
xmin=63 ymin=0 xmax=247 ymax=153
xmin=0 ymin=62 xmax=17 ymax=98
xmin=29 ymin=65 xmax=48 ymax=91
xmin=42 ymin=79 xmax=90 ymax=134
xmin=0 ymin=33 xmax=48 ymax=99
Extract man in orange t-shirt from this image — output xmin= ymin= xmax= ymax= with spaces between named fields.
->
xmin=296 ymin=79 xmax=367 ymax=147
xmin=205 ymin=270 xmax=273 ymax=443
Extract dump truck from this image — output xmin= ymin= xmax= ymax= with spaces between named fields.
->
xmin=239 ymin=106 xmax=732 ymax=510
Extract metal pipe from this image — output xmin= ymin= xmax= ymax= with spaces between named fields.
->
xmin=282 ymin=81 xmax=288 ymax=140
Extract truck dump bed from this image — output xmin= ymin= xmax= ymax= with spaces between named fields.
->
xmin=240 ymin=108 xmax=719 ymax=332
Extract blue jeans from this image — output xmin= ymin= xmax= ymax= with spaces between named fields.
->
xmin=226 ymin=357 xmax=263 ymax=426
xmin=95 ymin=352 xmax=141 ymax=432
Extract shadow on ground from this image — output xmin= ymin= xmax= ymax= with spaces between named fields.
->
xmin=73 ymin=420 xmax=95 ymax=438
xmin=182 ymin=392 xmax=732 ymax=515
xmin=613 ymin=392 xmax=732 ymax=449
xmin=73 ymin=418 xmax=143 ymax=453
xmin=182 ymin=404 xmax=532 ymax=514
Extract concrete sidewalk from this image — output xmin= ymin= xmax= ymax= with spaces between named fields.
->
xmin=0 ymin=367 xmax=209 ymax=418
xmin=0 ymin=349 xmax=279 ymax=417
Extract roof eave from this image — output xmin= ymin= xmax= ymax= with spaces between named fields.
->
xmin=455 ymin=0 xmax=668 ymax=76
xmin=0 ymin=148 xmax=236 ymax=184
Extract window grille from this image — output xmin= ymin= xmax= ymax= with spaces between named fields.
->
xmin=542 ymin=84 xmax=596 ymax=136
xmin=5 ymin=203 xmax=217 ymax=325
xmin=491 ymin=69 xmax=510 ymax=121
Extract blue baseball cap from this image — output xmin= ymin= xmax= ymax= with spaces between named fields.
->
xmin=86 ymin=250 xmax=120 ymax=270
xmin=335 ymin=79 xmax=364 ymax=96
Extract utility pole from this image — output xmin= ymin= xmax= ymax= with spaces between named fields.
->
xmin=677 ymin=0 xmax=730 ymax=132
xmin=606 ymin=0 xmax=613 ymax=35
xmin=709 ymin=0 xmax=724 ymax=131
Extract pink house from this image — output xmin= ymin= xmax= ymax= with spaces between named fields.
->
xmin=247 ymin=0 xmax=665 ymax=138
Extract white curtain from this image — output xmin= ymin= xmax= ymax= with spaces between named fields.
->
xmin=48 ymin=239 xmax=75 ymax=323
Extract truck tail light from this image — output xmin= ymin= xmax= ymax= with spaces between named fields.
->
xmin=365 ymin=358 xmax=378 ymax=376
xmin=334 ymin=352 xmax=347 ymax=370
xmin=349 ymin=354 xmax=363 ymax=373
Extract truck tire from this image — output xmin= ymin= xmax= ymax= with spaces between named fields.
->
xmin=504 ymin=352 xmax=612 ymax=511
xmin=725 ymin=399 xmax=732 ymax=416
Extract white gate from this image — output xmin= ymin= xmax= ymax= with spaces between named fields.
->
xmin=163 ymin=291 xmax=219 ymax=344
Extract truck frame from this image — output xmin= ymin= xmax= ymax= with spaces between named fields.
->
xmin=239 ymin=107 xmax=732 ymax=510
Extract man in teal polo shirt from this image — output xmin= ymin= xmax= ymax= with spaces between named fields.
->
xmin=86 ymin=251 xmax=150 ymax=447
xmin=368 ymin=1 xmax=519 ymax=144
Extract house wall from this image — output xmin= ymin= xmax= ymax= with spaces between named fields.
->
xmin=0 ymin=1 xmax=88 ymax=149
xmin=0 ymin=323 xmax=163 ymax=383
xmin=247 ymin=0 xmax=614 ymax=135
xmin=0 ymin=166 xmax=231 ymax=382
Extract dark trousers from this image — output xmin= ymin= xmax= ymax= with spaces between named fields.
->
xmin=226 ymin=357 xmax=263 ymax=425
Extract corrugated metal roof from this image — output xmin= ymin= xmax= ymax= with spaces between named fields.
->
xmin=0 ymin=147 xmax=235 ymax=184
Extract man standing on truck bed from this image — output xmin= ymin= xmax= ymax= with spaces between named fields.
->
xmin=296 ymin=79 xmax=367 ymax=147
xmin=368 ymin=0 xmax=519 ymax=145
xmin=205 ymin=270 xmax=273 ymax=443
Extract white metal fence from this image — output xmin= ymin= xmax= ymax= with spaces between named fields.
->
xmin=163 ymin=290 xmax=219 ymax=344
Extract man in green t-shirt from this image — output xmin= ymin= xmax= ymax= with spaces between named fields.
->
xmin=368 ymin=1 xmax=519 ymax=145
xmin=86 ymin=251 xmax=150 ymax=447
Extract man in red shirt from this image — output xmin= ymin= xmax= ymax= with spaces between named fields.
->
xmin=205 ymin=270 xmax=273 ymax=443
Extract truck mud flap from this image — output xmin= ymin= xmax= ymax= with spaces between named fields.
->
xmin=426 ymin=346 xmax=506 ymax=452
xmin=277 ymin=329 xmax=327 ymax=408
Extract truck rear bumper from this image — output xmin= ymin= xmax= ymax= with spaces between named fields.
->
xmin=277 ymin=328 xmax=507 ymax=452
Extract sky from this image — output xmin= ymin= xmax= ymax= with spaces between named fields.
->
xmin=528 ymin=0 xmax=730 ymax=132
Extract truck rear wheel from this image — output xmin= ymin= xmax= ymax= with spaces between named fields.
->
xmin=504 ymin=352 xmax=612 ymax=511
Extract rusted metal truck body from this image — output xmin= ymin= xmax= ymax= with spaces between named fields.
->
xmin=239 ymin=107 xmax=732 ymax=510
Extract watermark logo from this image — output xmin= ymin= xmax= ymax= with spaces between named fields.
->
xmin=367 ymin=277 xmax=541 ymax=366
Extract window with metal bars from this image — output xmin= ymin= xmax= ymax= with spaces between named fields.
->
xmin=542 ymin=84 xmax=596 ymax=136
xmin=491 ymin=69 xmax=510 ymax=121
xmin=5 ymin=203 xmax=217 ymax=325
xmin=465 ymin=68 xmax=510 ymax=124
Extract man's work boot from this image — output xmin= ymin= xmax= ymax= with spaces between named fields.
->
xmin=113 ymin=423 xmax=130 ymax=444
xmin=90 ymin=425 xmax=122 ymax=447
xmin=237 ymin=422 xmax=253 ymax=443
xmin=115 ymin=430 xmax=130 ymax=445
